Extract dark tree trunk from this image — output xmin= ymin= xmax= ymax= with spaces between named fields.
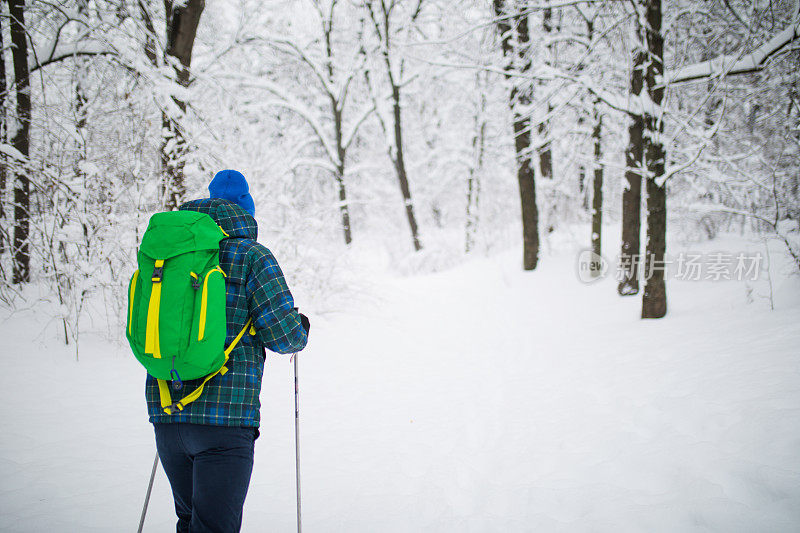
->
xmin=0 ymin=10 xmax=7 ymax=257
xmin=324 ymin=18 xmax=353 ymax=246
xmin=538 ymin=123 xmax=552 ymax=180
xmin=578 ymin=164 xmax=588 ymax=211
xmin=75 ymin=0 xmax=89 ymax=139
xmin=139 ymin=0 xmax=159 ymax=66
xmin=465 ymin=77 xmax=487 ymax=254
xmin=332 ymin=105 xmax=351 ymax=245
xmin=162 ymin=0 xmax=204 ymax=210
xmin=618 ymin=45 xmax=646 ymax=296
xmin=8 ymin=0 xmax=30 ymax=284
xmin=575 ymin=96 xmax=587 ymax=213
xmin=332 ymin=105 xmax=352 ymax=245
xmin=514 ymin=108 xmax=539 ymax=271
xmin=576 ymin=15 xmax=595 ymax=215
xmin=75 ymin=0 xmax=91 ymax=261
xmin=538 ymin=6 xmax=553 ymax=181
xmin=591 ymin=102 xmax=603 ymax=277
xmin=494 ymin=0 xmax=539 ymax=270
xmin=366 ymin=0 xmax=422 ymax=251
xmin=642 ymin=172 xmax=666 ymax=317
xmin=641 ymin=0 xmax=667 ymax=319
xmin=390 ymin=85 xmax=422 ymax=251
xmin=465 ymin=171 xmax=480 ymax=252
xmin=335 ymin=173 xmax=352 ymax=245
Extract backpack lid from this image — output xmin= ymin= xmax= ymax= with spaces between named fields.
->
xmin=140 ymin=211 xmax=227 ymax=260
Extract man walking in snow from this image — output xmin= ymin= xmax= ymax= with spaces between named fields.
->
xmin=147 ymin=169 xmax=309 ymax=532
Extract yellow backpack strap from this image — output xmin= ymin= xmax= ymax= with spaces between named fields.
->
xmin=159 ymin=318 xmax=253 ymax=415
xmin=144 ymin=259 xmax=165 ymax=358
xmin=224 ymin=317 xmax=253 ymax=357
xmin=157 ymin=378 xmax=173 ymax=412
xmin=128 ymin=270 xmax=140 ymax=336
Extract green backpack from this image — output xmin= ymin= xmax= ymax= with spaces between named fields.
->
xmin=126 ymin=210 xmax=252 ymax=414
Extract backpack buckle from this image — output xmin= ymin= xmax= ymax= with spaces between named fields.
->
xmin=167 ymin=401 xmax=185 ymax=413
xmin=151 ymin=266 xmax=164 ymax=283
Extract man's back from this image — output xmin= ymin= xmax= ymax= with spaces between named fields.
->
xmin=148 ymin=171 xmax=310 ymax=533
xmin=145 ymin=197 xmax=308 ymax=427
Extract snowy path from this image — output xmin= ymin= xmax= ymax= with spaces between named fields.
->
xmin=1 ymin=248 xmax=799 ymax=532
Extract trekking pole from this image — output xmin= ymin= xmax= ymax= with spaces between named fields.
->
xmin=292 ymin=352 xmax=302 ymax=533
xmin=137 ymin=452 xmax=159 ymax=533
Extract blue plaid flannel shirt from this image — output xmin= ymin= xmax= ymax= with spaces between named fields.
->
xmin=145 ymin=198 xmax=308 ymax=427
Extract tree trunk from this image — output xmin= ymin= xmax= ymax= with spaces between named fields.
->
xmin=75 ymin=0 xmax=89 ymax=143
xmin=162 ymin=0 xmax=204 ymax=210
xmin=641 ymin=0 xmax=667 ymax=319
xmin=514 ymin=109 xmax=539 ymax=271
xmin=75 ymin=0 xmax=91 ymax=264
xmin=538 ymin=122 xmax=552 ymax=180
xmin=642 ymin=172 xmax=666 ymax=317
xmin=576 ymin=14 xmax=597 ymax=215
xmin=538 ymin=5 xmax=553 ymax=181
xmin=618 ymin=45 xmax=646 ymax=296
xmin=324 ymin=14 xmax=353 ymax=246
xmin=333 ymin=108 xmax=352 ymax=246
xmin=0 ymin=9 xmax=7 ymax=257
xmin=333 ymin=134 xmax=352 ymax=245
xmin=8 ymin=0 xmax=30 ymax=284
xmin=139 ymin=0 xmax=159 ymax=66
xmin=591 ymin=101 xmax=603 ymax=277
xmin=578 ymin=164 xmax=588 ymax=211
xmin=465 ymin=172 xmax=480 ymax=253
xmin=494 ymin=0 xmax=539 ymax=270
xmin=466 ymin=75 xmax=487 ymax=253
xmin=367 ymin=1 xmax=422 ymax=252
xmin=390 ymin=84 xmax=422 ymax=251
xmin=335 ymin=173 xmax=352 ymax=245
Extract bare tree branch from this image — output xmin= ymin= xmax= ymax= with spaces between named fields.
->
xmin=664 ymin=9 xmax=800 ymax=84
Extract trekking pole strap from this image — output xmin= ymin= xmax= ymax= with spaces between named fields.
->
xmin=157 ymin=318 xmax=253 ymax=414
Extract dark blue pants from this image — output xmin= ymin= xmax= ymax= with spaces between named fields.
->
xmin=153 ymin=423 xmax=258 ymax=533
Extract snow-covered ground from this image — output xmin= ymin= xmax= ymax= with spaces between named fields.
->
xmin=1 ymin=233 xmax=799 ymax=532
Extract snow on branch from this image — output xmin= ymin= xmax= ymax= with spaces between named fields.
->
xmin=663 ymin=14 xmax=800 ymax=84
xmin=343 ymin=102 xmax=376 ymax=151
xmin=290 ymin=157 xmax=338 ymax=174
xmin=262 ymin=99 xmax=337 ymax=164
xmin=240 ymin=35 xmax=337 ymax=98
xmin=550 ymin=71 xmax=664 ymax=117
xmin=686 ymin=203 xmax=800 ymax=270
xmin=0 ymin=143 xmax=27 ymax=162
xmin=659 ymin=96 xmax=727 ymax=186
xmin=30 ymin=41 xmax=115 ymax=73
xmin=225 ymin=75 xmax=338 ymax=163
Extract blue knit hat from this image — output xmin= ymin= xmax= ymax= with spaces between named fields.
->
xmin=208 ymin=169 xmax=255 ymax=217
